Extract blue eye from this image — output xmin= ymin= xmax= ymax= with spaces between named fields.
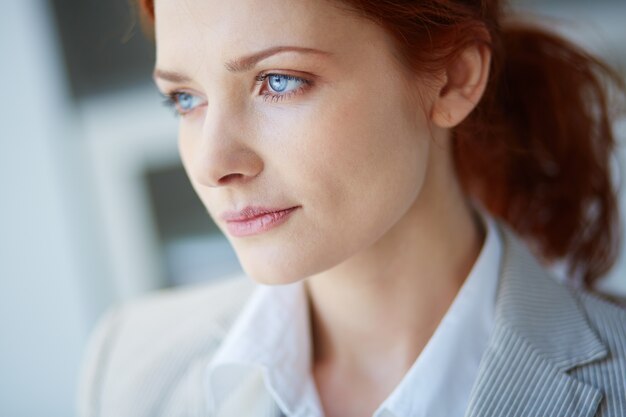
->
xmin=267 ymin=74 xmax=303 ymax=93
xmin=163 ymin=91 xmax=204 ymax=116
xmin=176 ymin=92 xmax=202 ymax=112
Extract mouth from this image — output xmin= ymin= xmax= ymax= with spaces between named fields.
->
xmin=221 ymin=206 xmax=301 ymax=237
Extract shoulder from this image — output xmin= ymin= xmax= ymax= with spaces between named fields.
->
xmin=572 ymin=287 xmax=626 ymax=353
xmin=569 ymin=287 xmax=626 ymax=414
xmin=77 ymin=275 xmax=256 ymax=417
xmin=109 ymin=274 xmax=255 ymax=338
xmin=495 ymin=221 xmax=626 ymax=414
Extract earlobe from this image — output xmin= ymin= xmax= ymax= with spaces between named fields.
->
xmin=430 ymin=43 xmax=492 ymax=129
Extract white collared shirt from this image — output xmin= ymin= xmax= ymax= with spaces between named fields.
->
xmin=205 ymin=210 xmax=502 ymax=417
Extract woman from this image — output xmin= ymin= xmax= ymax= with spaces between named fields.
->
xmin=78 ymin=0 xmax=626 ymax=416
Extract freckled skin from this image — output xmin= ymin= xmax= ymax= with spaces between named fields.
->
xmin=154 ymin=0 xmax=434 ymax=283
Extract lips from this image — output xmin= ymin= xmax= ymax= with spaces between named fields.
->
xmin=221 ymin=206 xmax=300 ymax=237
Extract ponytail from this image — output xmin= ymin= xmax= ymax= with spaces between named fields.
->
xmin=454 ymin=21 xmax=625 ymax=288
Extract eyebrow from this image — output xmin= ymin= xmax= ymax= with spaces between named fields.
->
xmin=224 ymin=45 xmax=331 ymax=72
xmin=153 ymin=45 xmax=331 ymax=82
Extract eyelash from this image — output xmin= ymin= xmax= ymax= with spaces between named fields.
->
xmin=161 ymin=72 xmax=312 ymax=117
xmin=161 ymin=94 xmax=187 ymax=117
xmin=255 ymin=72 xmax=312 ymax=103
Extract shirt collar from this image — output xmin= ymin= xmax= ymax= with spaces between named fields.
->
xmin=206 ymin=278 xmax=316 ymax=416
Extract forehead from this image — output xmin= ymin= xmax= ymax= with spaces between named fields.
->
xmin=153 ymin=0 xmax=387 ymax=74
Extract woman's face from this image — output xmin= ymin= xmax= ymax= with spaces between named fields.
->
xmin=153 ymin=0 xmax=439 ymax=284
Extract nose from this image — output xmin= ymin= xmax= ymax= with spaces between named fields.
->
xmin=187 ymin=107 xmax=264 ymax=188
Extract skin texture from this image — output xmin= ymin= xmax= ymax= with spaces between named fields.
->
xmin=153 ymin=0 xmax=491 ymax=415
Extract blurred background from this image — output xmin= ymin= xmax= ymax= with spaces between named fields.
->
xmin=1 ymin=0 xmax=625 ymax=416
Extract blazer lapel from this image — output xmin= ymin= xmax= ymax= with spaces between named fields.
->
xmin=465 ymin=222 xmax=608 ymax=417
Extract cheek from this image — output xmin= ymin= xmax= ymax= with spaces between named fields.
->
xmin=178 ymin=123 xmax=198 ymax=192
xmin=178 ymin=125 xmax=192 ymax=172
xmin=300 ymin=86 xmax=430 ymax=216
xmin=328 ymin=104 xmax=428 ymax=241
xmin=257 ymin=84 xmax=431 ymax=265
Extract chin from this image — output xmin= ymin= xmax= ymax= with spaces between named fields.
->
xmin=236 ymin=250 xmax=323 ymax=286
xmin=241 ymin=262 xmax=304 ymax=286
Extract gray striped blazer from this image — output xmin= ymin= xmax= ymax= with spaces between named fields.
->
xmin=77 ymin=221 xmax=626 ymax=417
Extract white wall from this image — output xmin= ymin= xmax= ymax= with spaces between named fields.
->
xmin=0 ymin=1 xmax=112 ymax=416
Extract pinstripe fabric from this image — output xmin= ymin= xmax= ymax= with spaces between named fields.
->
xmin=567 ymin=292 xmax=626 ymax=417
xmin=77 ymin=221 xmax=626 ymax=417
xmin=464 ymin=223 xmax=625 ymax=417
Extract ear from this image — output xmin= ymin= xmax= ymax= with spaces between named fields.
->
xmin=430 ymin=42 xmax=492 ymax=128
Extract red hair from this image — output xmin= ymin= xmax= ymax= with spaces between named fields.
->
xmin=138 ymin=0 xmax=625 ymax=289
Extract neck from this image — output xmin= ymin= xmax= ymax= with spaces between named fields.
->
xmin=305 ymin=141 xmax=486 ymax=382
